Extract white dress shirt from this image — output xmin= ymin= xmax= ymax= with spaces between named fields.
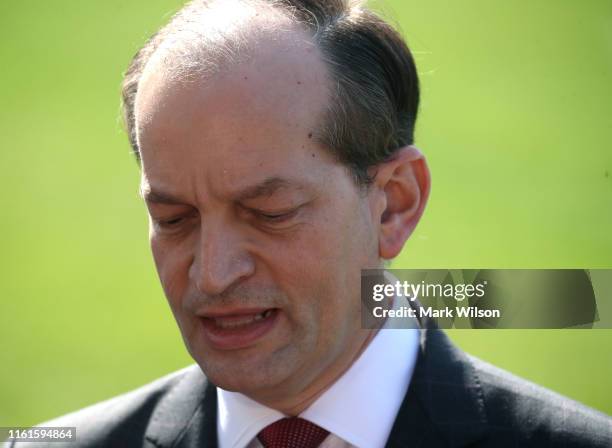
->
xmin=216 ymin=300 xmax=419 ymax=448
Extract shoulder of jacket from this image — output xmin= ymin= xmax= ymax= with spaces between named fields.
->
xmin=467 ymin=354 xmax=612 ymax=447
xmin=9 ymin=365 xmax=202 ymax=448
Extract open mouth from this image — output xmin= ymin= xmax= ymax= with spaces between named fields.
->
xmin=198 ymin=308 xmax=279 ymax=350
xmin=209 ymin=309 xmax=275 ymax=329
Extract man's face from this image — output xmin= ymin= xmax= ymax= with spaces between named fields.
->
xmin=135 ymin=33 xmax=383 ymax=402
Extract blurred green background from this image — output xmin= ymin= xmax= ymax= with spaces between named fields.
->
xmin=1 ymin=0 xmax=610 ymax=426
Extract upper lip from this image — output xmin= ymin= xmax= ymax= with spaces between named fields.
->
xmin=196 ymin=306 xmax=275 ymax=319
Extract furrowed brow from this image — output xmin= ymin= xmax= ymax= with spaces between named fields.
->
xmin=139 ymin=177 xmax=305 ymax=205
xmin=139 ymin=187 xmax=184 ymax=205
xmin=233 ymin=177 xmax=299 ymax=202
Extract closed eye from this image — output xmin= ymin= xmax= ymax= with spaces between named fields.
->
xmin=160 ymin=217 xmax=184 ymax=226
xmin=152 ymin=211 xmax=198 ymax=231
xmin=256 ymin=209 xmax=297 ymax=223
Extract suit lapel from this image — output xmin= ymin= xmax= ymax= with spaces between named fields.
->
xmin=386 ymin=320 xmax=488 ymax=448
xmin=144 ymin=365 xmax=218 ymax=448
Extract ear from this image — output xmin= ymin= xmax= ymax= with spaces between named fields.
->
xmin=371 ymin=146 xmax=431 ymax=260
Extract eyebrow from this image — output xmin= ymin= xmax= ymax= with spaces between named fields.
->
xmin=139 ymin=187 xmax=184 ymax=205
xmin=140 ymin=176 xmax=303 ymax=205
xmin=232 ymin=177 xmax=298 ymax=201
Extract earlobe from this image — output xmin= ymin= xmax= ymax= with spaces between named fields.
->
xmin=377 ymin=146 xmax=431 ymax=259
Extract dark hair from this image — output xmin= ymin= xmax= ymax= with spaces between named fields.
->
xmin=121 ymin=0 xmax=420 ymax=186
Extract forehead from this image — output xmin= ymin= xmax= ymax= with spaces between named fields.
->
xmin=134 ymin=22 xmax=335 ymax=199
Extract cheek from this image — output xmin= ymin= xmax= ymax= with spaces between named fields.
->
xmin=151 ymin=238 xmax=191 ymax=308
xmin=317 ymin=200 xmax=377 ymax=315
xmin=151 ymin=239 xmax=201 ymax=345
xmin=271 ymin=208 xmax=371 ymax=328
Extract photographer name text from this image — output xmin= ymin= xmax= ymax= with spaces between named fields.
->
xmin=372 ymin=305 xmax=501 ymax=319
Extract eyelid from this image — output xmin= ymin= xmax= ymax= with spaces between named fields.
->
xmin=259 ymin=210 xmax=294 ymax=220
xmin=249 ymin=206 xmax=300 ymax=223
xmin=157 ymin=217 xmax=183 ymax=226
xmin=151 ymin=210 xmax=198 ymax=230
xmin=152 ymin=218 xmax=183 ymax=231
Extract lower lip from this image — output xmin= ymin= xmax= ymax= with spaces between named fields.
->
xmin=199 ymin=309 xmax=279 ymax=350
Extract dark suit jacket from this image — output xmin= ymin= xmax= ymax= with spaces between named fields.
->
xmin=7 ymin=326 xmax=612 ymax=448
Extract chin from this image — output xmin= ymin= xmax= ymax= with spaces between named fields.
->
xmin=192 ymin=348 xmax=288 ymax=393
xmin=202 ymin=364 xmax=284 ymax=397
xmin=212 ymin=376 xmax=268 ymax=394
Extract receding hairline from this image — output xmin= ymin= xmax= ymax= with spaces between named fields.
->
xmin=134 ymin=5 xmax=334 ymax=155
xmin=136 ymin=0 xmax=316 ymax=90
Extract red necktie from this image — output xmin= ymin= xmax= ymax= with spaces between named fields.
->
xmin=257 ymin=417 xmax=330 ymax=448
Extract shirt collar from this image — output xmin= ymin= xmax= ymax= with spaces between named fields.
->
xmin=217 ymin=302 xmax=419 ymax=448
xmin=217 ymin=387 xmax=284 ymax=448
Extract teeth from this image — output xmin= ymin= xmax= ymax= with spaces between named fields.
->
xmin=213 ymin=310 xmax=273 ymax=329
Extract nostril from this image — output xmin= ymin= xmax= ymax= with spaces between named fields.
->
xmin=191 ymin=252 xmax=256 ymax=297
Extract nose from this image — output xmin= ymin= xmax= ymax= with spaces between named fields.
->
xmin=189 ymin=219 xmax=255 ymax=296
